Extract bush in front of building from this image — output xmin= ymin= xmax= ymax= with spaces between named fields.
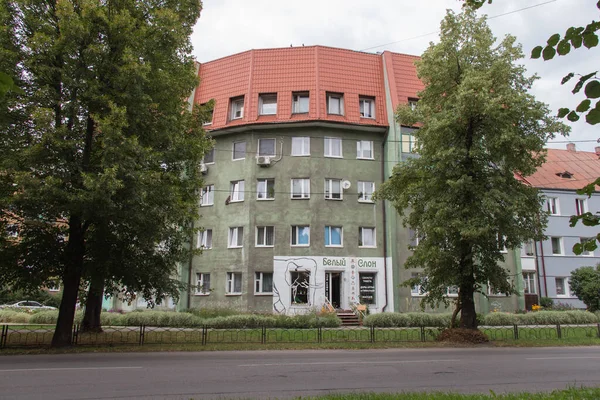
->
xmin=483 ymin=312 xmax=518 ymax=326
xmin=483 ymin=310 xmax=598 ymax=326
xmin=184 ymin=307 xmax=247 ymax=319
xmin=0 ymin=310 xmax=32 ymax=324
xmin=363 ymin=313 xmax=452 ymax=327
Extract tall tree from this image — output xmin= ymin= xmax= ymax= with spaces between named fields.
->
xmin=0 ymin=0 xmax=209 ymax=346
xmin=376 ymin=9 xmax=568 ymax=329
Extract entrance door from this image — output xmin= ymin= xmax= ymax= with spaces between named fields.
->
xmin=325 ymin=272 xmax=342 ymax=309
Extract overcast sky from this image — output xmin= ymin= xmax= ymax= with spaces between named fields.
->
xmin=191 ymin=0 xmax=598 ymax=152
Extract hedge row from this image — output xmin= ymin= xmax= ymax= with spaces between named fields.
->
xmin=363 ymin=311 xmax=599 ymax=327
xmin=11 ymin=310 xmax=341 ymax=328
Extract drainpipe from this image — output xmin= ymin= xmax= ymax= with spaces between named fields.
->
xmin=536 ymin=239 xmax=549 ymax=299
xmin=186 ymin=220 xmax=195 ymax=310
xmin=533 ymin=240 xmax=543 ymax=304
xmin=380 ymin=139 xmax=389 ymax=312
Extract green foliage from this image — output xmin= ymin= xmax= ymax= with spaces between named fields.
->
xmin=482 ymin=310 xmax=598 ymax=326
xmin=569 ymin=265 xmax=600 ymax=312
xmin=363 ymin=313 xmax=451 ymax=327
xmin=540 ymin=297 xmax=554 ymax=308
xmin=0 ymin=310 xmax=31 ymax=323
xmin=184 ymin=307 xmax=245 ymax=319
xmin=375 ymin=9 xmax=567 ymax=328
xmin=0 ymin=0 xmax=210 ymax=344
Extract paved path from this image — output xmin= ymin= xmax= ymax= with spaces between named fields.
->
xmin=1 ymin=347 xmax=599 ymax=399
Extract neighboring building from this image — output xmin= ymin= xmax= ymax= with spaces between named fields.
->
xmin=517 ymin=144 xmax=600 ymax=309
xmin=179 ymin=45 xmax=523 ymax=315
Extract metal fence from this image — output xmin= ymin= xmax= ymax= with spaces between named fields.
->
xmin=1 ymin=323 xmax=599 ymax=348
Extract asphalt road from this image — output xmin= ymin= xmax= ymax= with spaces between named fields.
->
xmin=0 ymin=347 xmax=599 ymax=399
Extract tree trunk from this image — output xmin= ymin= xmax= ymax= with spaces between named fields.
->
xmin=451 ymin=299 xmax=462 ymax=328
xmin=51 ymin=217 xmax=85 ymax=347
xmin=82 ymin=273 xmax=104 ymax=333
xmin=459 ymin=285 xmax=478 ymax=329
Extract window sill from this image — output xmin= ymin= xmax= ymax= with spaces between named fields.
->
xmin=291 ymin=154 xmax=310 ymax=157
xmin=291 ymin=244 xmax=310 ymax=248
xmin=193 ymin=293 xmax=210 ymax=296
xmin=259 ymin=113 xmax=276 ymax=117
xmin=228 ymin=200 xmax=244 ymax=203
xmin=230 ymin=117 xmax=243 ymax=121
xmin=254 ymin=293 xmax=273 ymax=296
xmin=359 ymin=246 xmax=377 ymax=249
xmin=225 ymin=293 xmax=242 ymax=296
xmin=291 ymin=197 xmax=310 ymax=200
xmin=198 ymin=247 xmax=212 ymax=251
xmin=232 ymin=158 xmax=245 ymax=161
xmin=358 ymin=200 xmax=374 ymax=204
xmin=257 ymin=154 xmax=276 ymax=158
xmin=356 ymin=157 xmax=375 ymax=160
xmin=202 ymin=161 xmax=215 ymax=165
xmin=292 ymin=112 xmax=309 ymax=115
xmin=360 ymin=116 xmax=375 ymax=120
xmin=200 ymin=204 xmax=214 ymax=207
xmin=324 ymin=155 xmax=343 ymax=159
xmin=255 ymin=245 xmax=275 ymax=248
xmin=325 ymin=197 xmax=343 ymax=201
xmin=325 ymin=245 xmax=343 ymax=248
xmin=257 ymin=198 xmax=275 ymax=201
xmin=228 ymin=246 xmax=243 ymax=249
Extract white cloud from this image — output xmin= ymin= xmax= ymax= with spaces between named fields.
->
xmin=192 ymin=0 xmax=599 ymax=151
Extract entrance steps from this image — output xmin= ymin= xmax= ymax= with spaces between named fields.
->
xmin=336 ymin=310 xmax=361 ymax=327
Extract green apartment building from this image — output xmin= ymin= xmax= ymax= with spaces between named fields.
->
xmin=178 ymin=46 xmax=523 ymax=315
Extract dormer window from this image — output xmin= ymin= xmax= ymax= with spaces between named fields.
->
xmin=259 ymin=93 xmax=277 ymax=115
xmin=327 ymin=93 xmax=344 ymax=115
xmin=555 ymin=171 xmax=573 ymax=179
xmin=359 ymin=96 xmax=375 ymax=119
xmin=230 ymin=96 xmax=244 ymax=120
xmin=408 ymin=98 xmax=419 ymax=110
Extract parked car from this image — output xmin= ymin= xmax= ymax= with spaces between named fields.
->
xmin=0 ymin=301 xmax=57 ymax=310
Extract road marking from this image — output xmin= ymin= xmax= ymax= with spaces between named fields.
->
xmin=526 ymin=356 xmax=600 ymax=361
xmin=239 ymin=359 xmax=460 ymax=367
xmin=0 ymin=366 xmax=143 ymax=372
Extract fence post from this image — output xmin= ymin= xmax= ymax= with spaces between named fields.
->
xmin=71 ymin=324 xmax=79 ymax=345
xmin=513 ymin=324 xmax=519 ymax=340
xmin=261 ymin=325 xmax=266 ymax=344
xmin=139 ymin=324 xmax=145 ymax=346
xmin=370 ymin=326 xmax=375 ymax=343
xmin=318 ymin=327 xmax=322 ymax=344
xmin=556 ymin=324 xmax=562 ymax=339
xmin=202 ymin=325 xmax=207 ymax=346
xmin=1 ymin=325 xmax=7 ymax=349
xmin=420 ymin=326 xmax=425 ymax=342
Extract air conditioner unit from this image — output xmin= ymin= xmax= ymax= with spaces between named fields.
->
xmin=200 ymin=163 xmax=208 ymax=174
xmin=342 ymin=180 xmax=351 ymax=190
xmin=257 ymin=156 xmax=271 ymax=166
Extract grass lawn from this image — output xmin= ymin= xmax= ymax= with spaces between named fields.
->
xmin=301 ymin=387 xmax=600 ymax=399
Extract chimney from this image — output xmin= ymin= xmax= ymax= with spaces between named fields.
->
xmin=566 ymin=142 xmax=576 ymax=152
xmin=595 ymin=146 xmax=600 ymax=157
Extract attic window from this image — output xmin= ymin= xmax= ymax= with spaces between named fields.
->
xmin=555 ymin=171 xmax=573 ymax=179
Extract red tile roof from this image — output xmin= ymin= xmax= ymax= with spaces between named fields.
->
xmin=519 ymin=148 xmax=600 ymax=190
xmin=195 ymin=46 xmax=422 ymax=131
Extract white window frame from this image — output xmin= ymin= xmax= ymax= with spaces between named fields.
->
xmin=291 ymin=178 xmax=310 ymax=199
xmin=230 ymin=96 xmax=244 ymax=120
xmin=522 ymin=240 xmax=535 ymax=257
xmin=575 ymin=198 xmax=587 ymax=216
xmin=257 ymin=178 xmax=275 ymax=200
xmin=359 ymin=227 xmax=376 ymax=248
xmin=255 ymin=272 xmax=273 ymax=295
xmin=327 ymin=93 xmax=344 ymax=115
xmin=256 ymin=226 xmax=274 ymax=247
xmin=232 ymin=141 xmax=246 ymax=161
xmin=226 ymin=272 xmax=242 ymax=295
xmin=410 ymin=272 xmax=424 ymax=297
xmin=555 ymin=277 xmax=569 ymax=297
xmin=324 ymin=137 xmax=342 ymax=158
xmin=356 ymin=140 xmax=374 ymax=160
xmin=292 ymin=92 xmax=310 ymax=114
xmin=324 ymin=178 xmax=342 ymax=200
xmin=550 ymin=236 xmax=563 ymax=255
xmin=195 ymin=273 xmax=211 ymax=295
xmin=258 ymin=138 xmax=276 ymax=157
xmin=291 ymin=137 xmax=310 ymax=156
xmin=228 ymin=227 xmax=243 ymax=248
xmin=230 ymin=180 xmax=245 ymax=202
xmin=291 ymin=225 xmax=310 ymax=247
xmin=546 ymin=197 xmax=559 ymax=215
xmin=259 ymin=93 xmax=277 ymax=115
xmin=324 ymin=226 xmax=343 ymax=247
xmin=408 ymin=99 xmax=418 ymax=110
xmin=202 ymin=148 xmax=215 ymax=164
xmin=201 ymin=102 xmax=214 ymax=126
xmin=358 ymin=181 xmax=375 ymax=203
xmin=200 ymin=185 xmax=214 ymax=206
xmin=197 ymin=229 xmax=212 ymax=249
xmin=523 ymin=272 xmax=537 ymax=295
xmin=359 ymin=97 xmax=375 ymax=119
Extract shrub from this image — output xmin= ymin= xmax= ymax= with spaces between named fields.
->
xmin=539 ymin=297 xmax=553 ymax=308
xmin=29 ymin=311 xmax=59 ymax=324
xmin=516 ymin=310 xmax=598 ymax=325
xmin=569 ymin=265 xmax=600 ymax=312
xmin=483 ymin=312 xmax=517 ymax=326
xmin=184 ymin=307 xmax=243 ymax=319
xmin=0 ymin=310 xmax=31 ymax=323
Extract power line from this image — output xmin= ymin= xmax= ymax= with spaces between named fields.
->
xmin=359 ymin=0 xmax=557 ymax=52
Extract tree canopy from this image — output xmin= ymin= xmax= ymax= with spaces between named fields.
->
xmin=376 ymin=9 xmax=568 ymax=329
xmin=0 ymin=0 xmax=210 ymax=346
